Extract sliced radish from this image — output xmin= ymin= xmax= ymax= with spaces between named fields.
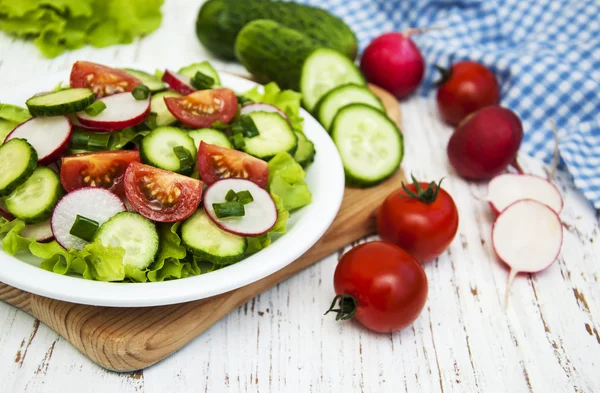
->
xmin=4 ymin=116 xmax=72 ymax=165
xmin=70 ymin=115 xmax=106 ymax=131
xmin=161 ymin=70 xmax=195 ymax=95
xmin=51 ymin=188 xmax=126 ymax=250
xmin=21 ymin=219 xmax=54 ymax=242
xmin=484 ymin=174 xmax=563 ymax=214
xmin=0 ymin=200 xmax=14 ymax=220
xmin=203 ymin=178 xmax=277 ymax=236
xmin=492 ymin=199 xmax=563 ymax=308
xmin=76 ymin=93 xmax=150 ymax=131
xmin=241 ymin=103 xmax=289 ymax=122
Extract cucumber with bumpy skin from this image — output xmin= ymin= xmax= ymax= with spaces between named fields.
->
xmin=26 ymin=88 xmax=94 ymax=117
xmin=0 ymin=138 xmax=37 ymax=197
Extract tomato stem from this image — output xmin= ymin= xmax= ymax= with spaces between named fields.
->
xmin=401 ymin=175 xmax=444 ymax=204
xmin=324 ymin=294 xmax=358 ymax=321
xmin=433 ymin=65 xmax=452 ymax=86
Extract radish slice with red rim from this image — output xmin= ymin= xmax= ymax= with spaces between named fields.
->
xmin=21 ymin=219 xmax=54 ymax=242
xmin=51 ymin=187 xmax=126 ymax=250
xmin=485 ymin=174 xmax=563 ymax=214
xmin=203 ymin=178 xmax=277 ymax=236
xmin=161 ymin=70 xmax=195 ymax=95
xmin=492 ymin=199 xmax=563 ymax=309
xmin=76 ymin=93 xmax=150 ymax=131
xmin=241 ymin=103 xmax=289 ymax=122
xmin=4 ymin=116 xmax=72 ymax=165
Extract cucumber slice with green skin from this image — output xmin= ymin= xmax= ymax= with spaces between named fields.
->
xmin=293 ymin=131 xmax=316 ymax=168
xmin=178 ymin=61 xmax=221 ymax=85
xmin=122 ymin=69 xmax=166 ymax=92
xmin=300 ymin=48 xmax=365 ymax=112
xmin=151 ymin=91 xmax=181 ymax=127
xmin=181 ymin=209 xmax=247 ymax=265
xmin=140 ymin=126 xmax=197 ymax=174
xmin=242 ymin=112 xmax=297 ymax=160
xmin=331 ymin=104 xmax=404 ymax=188
xmin=94 ymin=211 xmax=159 ymax=270
xmin=4 ymin=166 xmax=63 ymax=223
xmin=25 ymin=88 xmax=94 ymax=117
xmin=188 ymin=128 xmax=232 ymax=149
xmin=314 ymin=83 xmax=384 ymax=130
xmin=0 ymin=138 xmax=37 ymax=197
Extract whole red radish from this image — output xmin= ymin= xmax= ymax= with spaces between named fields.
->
xmin=360 ymin=32 xmax=425 ymax=99
xmin=376 ymin=176 xmax=459 ymax=262
xmin=325 ymin=241 xmax=428 ymax=333
xmin=436 ymin=61 xmax=500 ymax=126
xmin=447 ymin=106 xmax=523 ymax=180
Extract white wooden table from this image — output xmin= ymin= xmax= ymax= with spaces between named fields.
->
xmin=1 ymin=1 xmax=599 ymax=392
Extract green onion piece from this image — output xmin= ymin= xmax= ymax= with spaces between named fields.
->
xmin=71 ymin=130 xmax=91 ymax=150
xmin=69 ymin=215 xmax=100 ymax=242
xmin=230 ymin=121 xmax=244 ymax=135
xmin=132 ymin=84 xmax=150 ymax=100
xmin=240 ymin=115 xmax=259 ymax=138
xmin=212 ymin=201 xmax=245 ymax=218
xmin=236 ymin=190 xmax=254 ymax=204
xmin=144 ymin=112 xmax=158 ymax=129
xmin=88 ymin=133 xmax=111 ymax=151
xmin=232 ymin=133 xmax=245 ymax=148
xmin=173 ymin=146 xmax=194 ymax=174
xmin=191 ymin=71 xmax=215 ymax=90
xmin=225 ymin=189 xmax=237 ymax=202
xmin=84 ymin=101 xmax=107 ymax=116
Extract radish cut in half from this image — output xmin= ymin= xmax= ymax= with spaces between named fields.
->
xmin=241 ymin=103 xmax=289 ymax=121
xmin=203 ymin=178 xmax=277 ymax=236
xmin=492 ymin=199 xmax=563 ymax=309
xmin=76 ymin=93 xmax=150 ymax=131
xmin=161 ymin=70 xmax=195 ymax=95
xmin=21 ymin=219 xmax=54 ymax=242
xmin=51 ymin=188 xmax=126 ymax=250
xmin=485 ymin=174 xmax=563 ymax=214
xmin=4 ymin=116 xmax=72 ymax=165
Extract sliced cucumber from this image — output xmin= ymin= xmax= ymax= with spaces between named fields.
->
xmin=151 ymin=91 xmax=181 ymax=127
xmin=188 ymin=128 xmax=232 ymax=149
xmin=140 ymin=126 xmax=197 ymax=174
xmin=26 ymin=88 xmax=94 ymax=117
xmin=293 ymin=131 xmax=316 ymax=168
xmin=4 ymin=166 xmax=62 ymax=223
xmin=242 ymin=112 xmax=297 ymax=160
xmin=122 ymin=68 xmax=166 ymax=92
xmin=300 ymin=48 xmax=365 ymax=111
xmin=0 ymin=138 xmax=37 ymax=197
xmin=314 ymin=83 xmax=384 ymax=130
xmin=178 ymin=61 xmax=221 ymax=85
xmin=181 ymin=209 xmax=247 ymax=265
xmin=331 ymin=104 xmax=403 ymax=187
xmin=94 ymin=212 xmax=159 ymax=270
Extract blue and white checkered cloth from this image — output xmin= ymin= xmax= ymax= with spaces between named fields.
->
xmin=296 ymin=0 xmax=600 ymax=209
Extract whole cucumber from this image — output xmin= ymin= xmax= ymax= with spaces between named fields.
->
xmin=196 ymin=0 xmax=357 ymax=60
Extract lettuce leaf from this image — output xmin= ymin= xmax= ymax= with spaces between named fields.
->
xmin=242 ymin=82 xmax=304 ymax=133
xmin=108 ymin=127 xmax=150 ymax=150
xmin=268 ymin=152 xmax=312 ymax=212
xmin=0 ymin=103 xmax=31 ymax=123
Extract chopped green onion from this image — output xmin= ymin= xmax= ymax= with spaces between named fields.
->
xmin=232 ymin=133 xmax=245 ymax=148
xmin=191 ymin=71 xmax=215 ymax=90
xmin=71 ymin=130 xmax=91 ymax=150
xmin=240 ymin=115 xmax=259 ymax=138
xmin=132 ymin=84 xmax=150 ymax=100
xmin=144 ymin=112 xmax=158 ymax=129
xmin=84 ymin=101 xmax=106 ymax=116
xmin=213 ymin=201 xmax=245 ymax=218
xmin=225 ymin=189 xmax=237 ymax=202
xmin=69 ymin=215 xmax=99 ymax=242
xmin=173 ymin=146 xmax=194 ymax=174
xmin=230 ymin=121 xmax=244 ymax=135
xmin=236 ymin=190 xmax=254 ymax=204
xmin=88 ymin=133 xmax=111 ymax=151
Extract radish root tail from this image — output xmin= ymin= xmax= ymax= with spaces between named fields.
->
xmin=504 ymin=269 xmax=518 ymax=310
xmin=404 ymin=27 xmax=446 ymax=36
xmin=511 ymin=159 xmax=525 ymax=175
xmin=548 ymin=120 xmax=560 ymax=179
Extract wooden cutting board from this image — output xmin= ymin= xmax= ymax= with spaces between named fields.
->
xmin=0 ymin=86 xmax=404 ymax=372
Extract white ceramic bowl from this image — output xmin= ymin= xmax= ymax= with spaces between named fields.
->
xmin=0 ymin=65 xmax=345 ymax=307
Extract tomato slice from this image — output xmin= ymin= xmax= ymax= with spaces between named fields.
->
xmin=70 ymin=61 xmax=142 ymax=98
xmin=197 ymin=142 xmax=268 ymax=188
xmin=164 ymin=88 xmax=238 ymax=128
xmin=124 ymin=162 xmax=203 ymax=223
xmin=60 ymin=150 xmax=140 ymax=197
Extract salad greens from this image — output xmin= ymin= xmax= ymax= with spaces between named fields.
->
xmin=242 ymin=82 xmax=304 ymax=133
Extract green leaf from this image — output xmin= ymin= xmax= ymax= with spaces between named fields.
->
xmin=0 ymin=103 xmax=31 ymax=123
xmin=147 ymin=222 xmax=189 ymax=282
xmin=0 ymin=219 xmax=31 ymax=255
xmin=268 ymin=151 xmax=307 ymax=186
xmin=0 ymin=119 xmax=18 ymax=143
xmin=269 ymin=176 xmax=312 ymax=212
xmin=79 ymin=241 xmax=126 ymax=282
xmin=242 ymin=82 xmax=304 ymax=133
xmin=108 ymin=127 xmax=150 ymax=150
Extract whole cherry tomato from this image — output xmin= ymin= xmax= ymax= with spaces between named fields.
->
xmin=376 ymin=176 xmax=459 ymax=262
xmin=326 ymin=241 xmax=428 ymax=333
xmin=436 ymin=61 xmax=500 ymax=126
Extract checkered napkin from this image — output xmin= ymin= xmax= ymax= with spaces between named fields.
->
xmin=295 ymin=0 xmax=600 ymax=209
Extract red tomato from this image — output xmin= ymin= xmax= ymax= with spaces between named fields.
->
xmin=164 ymin=88 xmax=238 ymax=128
xmin=70 ymin=61 xmax=142 ymax=98
xmin=124 ymin=162 xmax=203 ymax=223
xmin=327 ymin=241 xmax=428 ymax=333
xmin=376 ymin=178 xmax=459 ymax=262
xmin=436 ymin=61 xmax=500 ymax=126
xmin=60 ymin=150 xmax=140 ymax=197
xmin=197 ymin=142 xmax=268 ymax=188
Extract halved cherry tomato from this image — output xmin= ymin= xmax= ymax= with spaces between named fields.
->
xmin=70 ymin=61 xmax=142 ymax=98
xmin=164 ymin=88 xmax=238 ymax=128
xmin=197 ymin=142 xmax=268 ymax=188
xmin=60 ymin=150 xmax=140 ymax=197
xmin=124 ymin=162 xmax=203 ymax=223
